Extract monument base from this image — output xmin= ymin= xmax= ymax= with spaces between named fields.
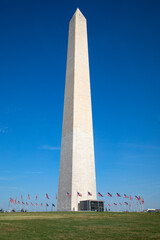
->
xmin=78 ymin=200 xmax=104 ymax=212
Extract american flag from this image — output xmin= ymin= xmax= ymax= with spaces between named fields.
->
xmin=52 ymin=203 xmax=55 ymax=207
xmin=116 ymin=193 xmax=121 ymax=197
xmin=124 ymin=202 xmax=128 ymax=205
xmin=129 ymin=203 xmax=131 ymax=207
xmin=21 ymin=195 xmax=23 ymax=201
xmin=139 ymin=196 xmax=144 ymax=204
xmin=119 ymin=203 xmax=122 ymax=205
xmin=107 ymin=203 xmax=111 ymax=206
xmin=35 ymin=203 xmax=38 ymax=206
xmin=26 ymin=202 xmax=28 ymax=206
xmin=36 ymin=195 xmax=38 ymax=200
xmin=130 ymin=195 xmax=133 ymax=201
xmin=10 ymin=198 xmax=14 ymax=203
xmin=41 ymin=203 xmax=43 ymax=206
xmin=113 ymin=203 xmax=117 ymax=206
xmin=77 ymin=192 xmax=82 ymax=197
xmin=46 ymin=203 xmax=49 ymax=207
xmin=124 ymin=194 xmax=129 ymax=198
xmin=107 ymin=192 xmax=112 ymax=197
xmin=98 ymin=192 xmax=103 ymax=197
xmin=139 ymin=196 xmax=142 ymax=202
xmin=88 ymin=192 xmax=92 ymax=196
xmin=18 ymin=201 xmax=20 ymax=204
xmin=31 ymin=202 xmax=34 ymax=206
xmin=66 ymin=192 xmax=71 ymax=197
xmin=22 ymin=201 xmax=25 ymax=205
xmin=28 ymin=194 xmax=30 ymax=200
xmin=135 ymin=195 xmax=139 ymax=200
xmin=46 ymin=193 xmax=49 ymax=199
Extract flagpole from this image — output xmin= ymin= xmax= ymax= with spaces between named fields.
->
xmin=66 ymin=195 xmax=67 ymax=211
xmin=20 ymin=195 xmax=22 ymax=212
xmin=98 ymin=193 xmax=99 ymax=212
xmin=46 ymin=197 xmax=47 ymax=212
xmin=55 ymin=197 xmax=57 ymax=212
xmin=136 ymin=200 xmax=138 ymax=212
xmin=8 ymin=200 xmax=11 ymax=212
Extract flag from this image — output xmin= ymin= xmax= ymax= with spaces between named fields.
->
xmin=129 ymin=203 xmax=131 ymax=207
xmin=135 ymin=195 xmax=139 ymax=200
xmin=26 ymin=202 xmax=28 ymax=206
xmin=107 ymin=192 xmax=112 ymax=197
xmin=107 ymin=203 xmax=111 ymax=206
xmin=124 ymin=194 xmax=129 ymax=198
xmin=22 ymin=201 xmax=25 ymax=205
xmin=66 ymin=192 xmax=71 ymax=197
xmin=88 ymin=192 xmax=92 ymax=196
xmin=41 ymin=203 xmax=43 ymax=206
xmin=98 ymin=192 xmax=103 ymax=197
xmin=139 ymin=196 xmax=144 ymax=203
xmin=130 ymin=195 xmax=133 ymax=201
xmin=28 ymin=194 xmax=30 ymax=200
xmin=119 ymin=203 xmax=122 ymax=206
xmin=140 ymin=196 xmax=143 ymax=201
xmin=52 ymin=203 xmax=55 ymax=207
xmin=10 ymin=198 xmax=14 ymax=203
xmin=46 ymin=203 xmax=49 ymax=207
xmin=18 ymin=201 xmax=20 ymax=204
xmin=116 ymin=193 xmax=121 ymax=197
xmin=124 ymin=202 xmax=128 ymax=205
xmin=21 ymin=195 xmax=23 ymax=201
xmin=15 ymin=199 xmax=17 ymax=204
xmin=77 ymin=192 xmax=82 ymax=197
xmin=35 ymin=203 xmax=38 ymax=206
xmin=46 ymin=193 xmax=49 ymax=199
xmin=31 ymin=202 xmax=34 ymax=206
xmin=113 ymin=203 xmax=117 ymax=206
xmin=36 ymin=195 xmax=38 ymax=200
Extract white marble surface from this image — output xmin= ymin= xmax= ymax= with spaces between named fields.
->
xmin=58 ymin=9 xmax=97 ymax=211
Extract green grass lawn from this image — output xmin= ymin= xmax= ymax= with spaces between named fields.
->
xmin=0 ymin=212 xmax=160 ymax=240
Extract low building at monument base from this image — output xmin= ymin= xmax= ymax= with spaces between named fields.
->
xmin=78 ymin=200 xmax=104 ymax=212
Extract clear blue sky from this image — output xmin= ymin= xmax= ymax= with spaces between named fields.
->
xmin=0 ymin=0 xmax=160 ymax=211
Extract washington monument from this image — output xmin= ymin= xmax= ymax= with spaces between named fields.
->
xmin=58 ymin=9 xmax=97 ymax=211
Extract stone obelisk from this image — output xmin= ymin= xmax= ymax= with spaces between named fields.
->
xmin=58 ymin=8 xmax=97 ymax=211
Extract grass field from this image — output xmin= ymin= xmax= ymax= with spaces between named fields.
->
xmin=0 ymin=212 xmax=160 ymax=240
